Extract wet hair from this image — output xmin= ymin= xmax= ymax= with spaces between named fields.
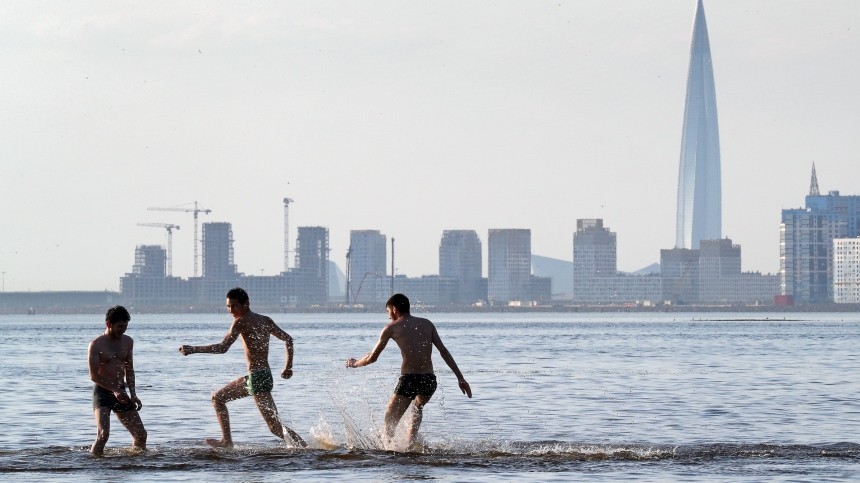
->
xmin=385 ymin=293 xmax=410 ymax=314
xmin=105 ymin=305 xmax=131 ymax=325
xmin=226 ymin=287 xmax=250 ymax=305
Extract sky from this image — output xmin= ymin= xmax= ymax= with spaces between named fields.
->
xmin=1 ymin=1 xmax=858 ymax=292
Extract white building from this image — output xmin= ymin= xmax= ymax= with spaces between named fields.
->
xmin=833 ymin=237 xmax=860 ymax=303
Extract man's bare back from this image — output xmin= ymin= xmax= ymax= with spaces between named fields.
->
xmin=385 ymin=315 xmax=437 ymax=375
xmin=345 ymin=294 xmax=471 ymax=447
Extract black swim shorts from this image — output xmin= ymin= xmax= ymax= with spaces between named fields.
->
xmin=244 ymin=369 xmax=274 ymax=396
xmin=92 ymin=385 xmax=136 ymax=412
xmin=394 ymin=373 xmax=437 ymax=400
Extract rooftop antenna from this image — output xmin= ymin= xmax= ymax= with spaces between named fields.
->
xmin=809 ymin=163 xmax=820 ymax=196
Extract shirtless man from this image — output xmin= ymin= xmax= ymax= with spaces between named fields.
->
xmin=179 ymin=287 xmax=306 ymax=448
xmin=346 ymin=293 xmax=472 ymax=446
xmin=88 ymin=305 xmax=147 ymax=455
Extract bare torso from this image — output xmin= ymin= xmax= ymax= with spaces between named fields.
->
xmin=388 ymin=316 xmax=437 ymax=374
xmin=233 ymin=312 xmax=276 ymax=371
xmin=90 ymin=334 xmax=132 ymax=389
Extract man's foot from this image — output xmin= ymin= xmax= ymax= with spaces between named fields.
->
xmin=206 ymin=438 xmax=234 ymax=448
xmin=284 ymin=428 xmax=308 ymax=448
xmin=128 ymin=444 xmax=147 ymax=454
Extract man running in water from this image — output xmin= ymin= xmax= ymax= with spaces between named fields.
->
xmin=179 ymin=287 xmax=306 ymax=448
xmin=346 ymin=293 xmax=472 ymax=446
xmin=88 ymin=305 xmax=147 ymax=455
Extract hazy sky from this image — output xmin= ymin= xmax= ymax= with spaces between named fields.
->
xmin=1 ymin=1 xmax=858 ymax=292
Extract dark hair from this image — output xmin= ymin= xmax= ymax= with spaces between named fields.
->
xmin=105 ymin=305 xmax=131 ymax=325
xmin=385 ymin=293 xmax=410 ymax=314
xmin=226 ymin=287 xmax=250 ymax=305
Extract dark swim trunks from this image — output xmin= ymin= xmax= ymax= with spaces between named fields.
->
xmin=394 ymin=373 xmax=437 ymax=400
xmin=244 ymin=369 xmax=274 ymax=396
xmin=92 ymin=385 xmax=135 ymax=412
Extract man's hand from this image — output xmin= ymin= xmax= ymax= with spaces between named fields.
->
xmin=459 ymin=380 xmax=472 ymax=398
xmin=132 ymin=396 xmax=143 ymax=411
xmin=281 ymin=368 xmax=293 ymax=379
xmin=114 ymin=391 xmax=130 ymax=405
xmin=345 ymin=358 xmax=357 ymax=368
xmin=178 ymin=345 xmax=193 ymax=356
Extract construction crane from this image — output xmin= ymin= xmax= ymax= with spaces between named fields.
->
xmin=137 ymin=223 xmax=180 ymax=276
xmin=283 ymin=197 xmax=294 ymax=272
xmin=148 ymin=201 xmax=211 ymax=277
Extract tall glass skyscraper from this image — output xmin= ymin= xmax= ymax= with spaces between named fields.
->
xmin=676 ymin=0 xmax=721 ymax=249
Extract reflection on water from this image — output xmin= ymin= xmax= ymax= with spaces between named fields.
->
xmin=0 ymin=312 xmax=859 ymax=480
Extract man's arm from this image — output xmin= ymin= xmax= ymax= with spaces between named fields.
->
xmin=270 ymin=321 xmax=295 ymax=379
xmin=432 ymin=328 xmax=472 ymax=398
xmin=346 ymin=326 xmax=392 ymax=368
xmin=179 ymin=320 xmax=240 ymax=356
xmin=124 ymin=338 xmax=143 ymax=410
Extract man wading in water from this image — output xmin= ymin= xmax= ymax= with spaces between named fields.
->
xmin=346 ymin=293 xmax=472 ymax=448
xmin=88 ymin=305 xmax=147 ymax=455
xmin=179 ymin=287 xmax=306 ymax=448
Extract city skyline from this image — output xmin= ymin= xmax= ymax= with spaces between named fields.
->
xmin=1 ymin=1 xmax=857 ymax=292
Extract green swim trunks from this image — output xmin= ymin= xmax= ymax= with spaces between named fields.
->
xmin=244 ymin=369 xmax=274 ymax=396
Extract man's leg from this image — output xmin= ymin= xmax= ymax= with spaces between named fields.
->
xmin=253 ymin=391 xmax=307 ymax=447
xmin=208 ymin=376 xmax=250 ymax=447
xmin=116 ymin=409 xmax=147 ymax=451
xmin=407 ymin=394 xmax=433 ymax=445
xmin=90 ymin=407 xmax=111 ymax=455
xmin=383 ymin=392 xmax=413 ymax=440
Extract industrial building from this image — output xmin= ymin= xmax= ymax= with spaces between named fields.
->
xmin=120 ymin=222 xmax=330 ymax=310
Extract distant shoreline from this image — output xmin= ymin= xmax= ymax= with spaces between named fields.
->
xmin=3 ymin=303 xmax=859 ymax=316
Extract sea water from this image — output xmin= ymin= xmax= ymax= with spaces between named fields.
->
xmin=0 ymin=311 xmax=858 ymax=481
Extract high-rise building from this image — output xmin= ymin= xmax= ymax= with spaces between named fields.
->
xmin=132 ymin=245 xmax=166 ymax=278
xmin=572 ymin=220 xmax=661 ymax=304
xmin=661 ymin=248 xmax=700 ymax=303
xmin=698 ymin=238 xmax=740 ymax=302
xmin=120 ymin=245 xmax=191 ymax=306
xmin=348 ymin=230 xmax=388 ymax=304
xmin=573 ymin=219 xmax=616 ymax=276
xmin=294 ymin=226 xmax=329 ymax=305
xmin=781 ymin=169 xmax=860 ymax=303
xmin=487 ymin=229 xmax=531 ymax=304
xmin=439 ymin=230 xmax=483 ymax=304
xmin=833 ymin=237 xmax=860 ymax=304
xmin=573 ymin=219 xmax=616 ymax=301
xmin=676 ymin=0 xmax=722 ymax=250
xmin=202 ymin=222 xmax=238 ymax=279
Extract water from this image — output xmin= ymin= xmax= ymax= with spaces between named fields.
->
xmin=1 ymin=311 xmax=859 ymax=481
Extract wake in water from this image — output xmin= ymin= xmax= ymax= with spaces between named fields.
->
xmin=2 ymin=440 xmax=858 ymax=476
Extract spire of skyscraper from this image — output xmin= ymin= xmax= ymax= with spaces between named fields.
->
xmin=809 ymin=163 xmax=820 ymax=196
xmin=675 ymin=0 xmax=722 ymax=249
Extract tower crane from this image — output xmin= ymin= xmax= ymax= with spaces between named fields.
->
xmin=283 ymin=197 xmax=294 ymax=272
xmin=137 ymin=223 xmax=180 ymax=276
xmin=147 ymin=201 xmax=211 ymax=277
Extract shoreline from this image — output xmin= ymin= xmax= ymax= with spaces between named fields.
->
xmin=3 ymin=303 xmax=859 ymax=316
